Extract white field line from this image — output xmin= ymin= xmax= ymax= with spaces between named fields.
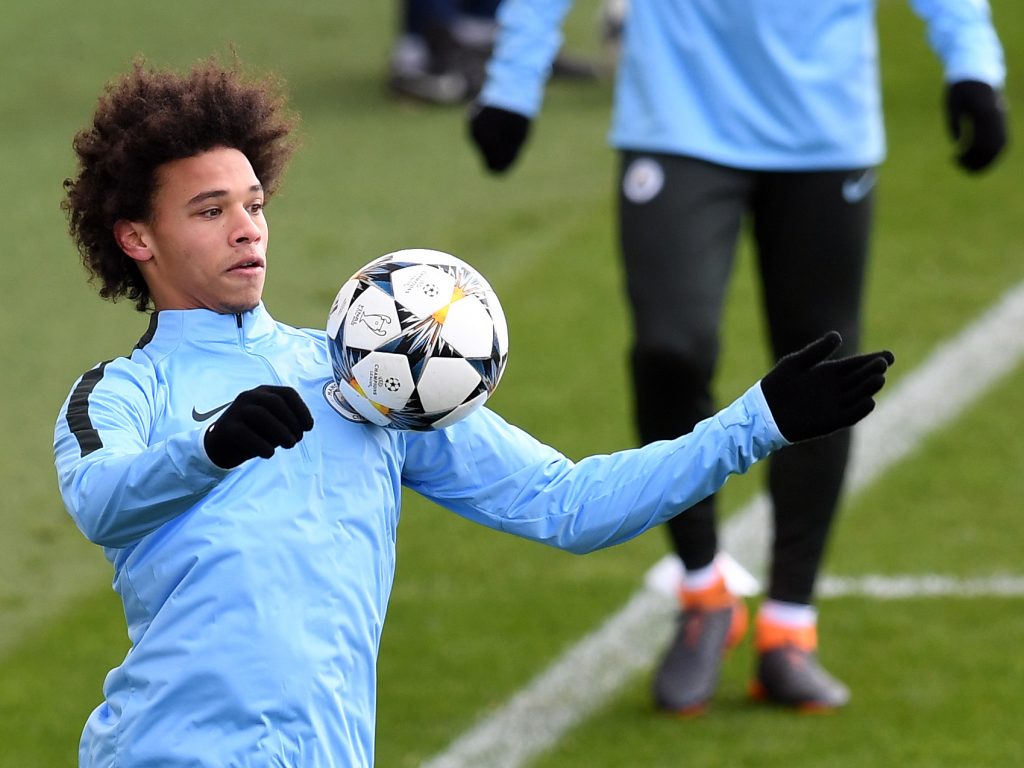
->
xmin=420 ymin=280 xmax=1024 ymax=768
xmin=819 ymin=574 xmax=1024 ymax=599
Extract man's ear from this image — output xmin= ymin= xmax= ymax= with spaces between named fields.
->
xmin=113 ymin=220 xmax=153 ymax=263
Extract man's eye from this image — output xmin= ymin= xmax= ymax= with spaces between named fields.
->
xmin=199 ymin=208 xmax=221 ymax=218
xmin=249 ymin=202 xmax=265 ymax=215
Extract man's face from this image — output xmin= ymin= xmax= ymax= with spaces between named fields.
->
xmin=129 ymin=147 xmax=269 ymax=313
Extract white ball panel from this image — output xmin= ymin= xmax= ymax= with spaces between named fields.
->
xmin=327 ymin=279 xmax=359 ymax=339
xmin=343 ymin=285 xmax=402 ymax=350
xmin=430 ymin=391 xmax=489 ymax=430
xmin=351 ymin=352 xmax=415 ymax=410
xmin=440 ymin=296 xmax=493 ymax=358
xmin=390 ymin=264 xmax=457 ymax=318
xmin=337 ymin=378 xmax=392 ymax=427
xmin=416 ymin=357 xmax=481 ymax=412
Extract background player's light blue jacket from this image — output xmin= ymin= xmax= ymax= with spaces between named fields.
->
xmin=480 ymin=0 xmax=1005 ymax=169
xmin=54 ymin=304 xmax=786 ymax=767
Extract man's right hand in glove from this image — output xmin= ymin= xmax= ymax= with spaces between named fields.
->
xmin=945 ymin=80 xmax=1008 ymax=173
xmin=760 ymin=332 xmax=894 ymax=443
xmin=204 ymin=385 xmax=314 ymax=469
xmin=468 ymin=103 xmax=532 ymax=173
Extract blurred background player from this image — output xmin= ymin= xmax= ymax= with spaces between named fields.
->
xmin=388 ymin=0 xmax=501 ymax=103
xmin=387 ymin=0 xmax=600 ymax=104
xmin=468 ymin=0 xmax=1007 ymax=714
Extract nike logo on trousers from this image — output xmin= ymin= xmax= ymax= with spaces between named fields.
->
xmin=842 ymin=169 xmax=877 ymax=204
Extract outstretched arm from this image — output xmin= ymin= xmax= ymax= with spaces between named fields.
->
xmin=403 ymin=332 xmax=892 ymax=553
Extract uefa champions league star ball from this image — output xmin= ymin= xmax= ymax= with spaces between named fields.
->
xmin=325 ymin=249 xmax=509 ymax=430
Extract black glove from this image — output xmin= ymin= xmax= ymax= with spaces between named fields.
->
xmin=946 ymin=80 xmax=1008 ymax=173
xmin=204 ymin=385 xmax=314 ymax=469
xmin=468 ymin=104 xmax=531 ymax=173
xmin=760 ymin=332 xmax=894 ymax=443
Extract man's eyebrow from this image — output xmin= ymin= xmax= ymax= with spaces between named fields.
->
xmin=186 ymin=184 xmax=264 ymax=206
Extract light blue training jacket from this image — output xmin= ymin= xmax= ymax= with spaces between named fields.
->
xmin=480 ymin=0 xmax=1005 ymax=169
xmin=54 ymin=303 xmax=786 ymax=767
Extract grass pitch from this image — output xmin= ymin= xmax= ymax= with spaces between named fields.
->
xmin=0 ymin=2 xmax=1021 ymax=766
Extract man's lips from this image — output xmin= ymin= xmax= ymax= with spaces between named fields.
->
xmin=227 ymin=256 xmax=265 ymax=272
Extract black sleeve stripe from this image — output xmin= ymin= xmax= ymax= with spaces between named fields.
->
xmin=66 ymin=314 xmax=159 ymax=458
xmin=66 ymin=361 xmax=110 ymax=457
xmin=135 ymin=312 xmax=159 ymax=350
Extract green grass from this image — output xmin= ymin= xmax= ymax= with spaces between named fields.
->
xmin=533 ymin=599 xmax=1024 ymax=768
xmin=1 ymin=1 xmax=1022 ymax=766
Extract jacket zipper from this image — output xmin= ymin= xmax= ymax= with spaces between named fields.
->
xmin=235 ymin=312 xmax=313 ymax=463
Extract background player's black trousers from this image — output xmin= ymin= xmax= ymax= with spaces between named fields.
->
xmin=617 ymin=152 xmax=875 ymax=605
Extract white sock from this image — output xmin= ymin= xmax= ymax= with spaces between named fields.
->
xmin=683 ymin=561 xmax=720 ymax=592
xmin=759 ymin=599 xmax=817 ymax=628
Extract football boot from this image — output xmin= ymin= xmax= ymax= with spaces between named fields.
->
xmin=749 ymin=615 xmax=850 ymax=712
xmin=652 ymin=575 xmax=747 ymax=716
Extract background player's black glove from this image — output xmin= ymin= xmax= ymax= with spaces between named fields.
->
xmin=204 ymin=385 xmax=314 ymax=469
xmin=945 ymin=80 xmax=1008 ymax=173
xmin=760 ymin=332 xmax=894 ymax=443
xmin=468 ymin=104 xmax=531 ymax=173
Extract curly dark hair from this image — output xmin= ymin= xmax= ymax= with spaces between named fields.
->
xmin=62 ymin=57 xmax=299 ymax=312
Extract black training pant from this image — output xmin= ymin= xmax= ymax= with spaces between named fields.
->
xmin=617 ymin=152 xmax=875 ymax=605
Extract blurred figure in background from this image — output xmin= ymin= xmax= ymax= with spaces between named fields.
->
xmin=388 ymin=0 xmax=600 ymax=105
xmin=388 ymin=0 xmax=501 ymax=104
xmin=468 ymin=0 xmax=1007 ymax=715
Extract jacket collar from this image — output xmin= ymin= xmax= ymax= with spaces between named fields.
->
xmin=136 ymin=302 xmax=277 ymax=350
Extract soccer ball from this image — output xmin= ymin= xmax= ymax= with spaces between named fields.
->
xmin=325 ymin=248 xmax=509 ymax=430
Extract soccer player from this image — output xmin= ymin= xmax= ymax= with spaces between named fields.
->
xmin=55 ymin=58 xmax=892 ymax=766
xmin=468 ymin=0 xmax=1006 ymax=714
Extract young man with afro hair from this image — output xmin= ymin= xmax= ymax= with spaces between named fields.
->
xmin=56 ymin=57 xmax=893 ymax=766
